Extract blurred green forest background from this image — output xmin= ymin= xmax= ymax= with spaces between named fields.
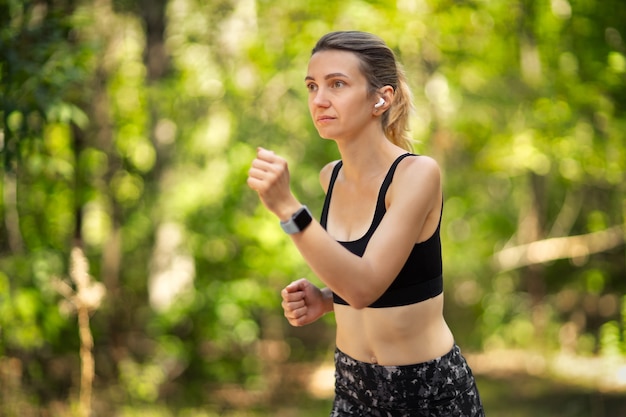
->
xmin=1 ymin=0 xmax=625 ymax=416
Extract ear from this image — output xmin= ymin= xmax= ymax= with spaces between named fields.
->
xmin=374 ymin=85 xmax=394 ymax=113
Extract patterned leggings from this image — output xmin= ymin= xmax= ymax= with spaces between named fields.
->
xmin=330 ymin=344 xmax=485 ymax=417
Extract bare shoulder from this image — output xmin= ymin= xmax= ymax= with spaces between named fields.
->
xmin=390 ymin=154 xmax=442 ymax=205
xmin=319 ymin=160 xmax=341 ymax=193
xmin=398 ymin=154 xmax=441 ymax=184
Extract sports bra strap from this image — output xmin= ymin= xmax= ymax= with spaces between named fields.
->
xmin=371 ymin=153 xmax=413 ymax=226
xmin=320 ymin=161 xmax=343 ymax=228
xmin=321 ymin=153 xmax=413 ymax=229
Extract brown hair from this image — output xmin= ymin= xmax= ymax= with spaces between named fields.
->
xmin=312 ymin=31 xmax=414 ymax=151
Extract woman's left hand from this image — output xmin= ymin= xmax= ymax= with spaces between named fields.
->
xmin=247 ymin=147 xmax=300 ymax=219
xmin=281 ymin=278 xmax=331 ymax=326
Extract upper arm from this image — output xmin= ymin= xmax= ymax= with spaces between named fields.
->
xmin=358 ymin=156 xmax=442 ymax=302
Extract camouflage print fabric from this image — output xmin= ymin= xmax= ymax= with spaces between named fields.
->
xmin=330 ymin=344 xmax=485 ymax=416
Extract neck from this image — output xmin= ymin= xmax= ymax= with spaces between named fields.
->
xmin=334 ymin=134 xmax=405 ymax=183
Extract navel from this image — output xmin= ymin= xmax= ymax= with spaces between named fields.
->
xmin=370 ymin=356 xmax=378 ymax=364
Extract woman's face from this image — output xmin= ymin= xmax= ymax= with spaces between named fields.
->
xmin=305 ymin=50 xmax=377 ymax=141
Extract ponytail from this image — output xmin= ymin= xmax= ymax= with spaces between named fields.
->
xmin=383 ymin=64 xmax=413 ymax=152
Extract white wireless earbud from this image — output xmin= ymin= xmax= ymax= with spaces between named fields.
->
xmin=374 ymin=98 xmax=385 ymax=108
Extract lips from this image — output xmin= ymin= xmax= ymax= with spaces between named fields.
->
xmin=316 ymin=115 xmax=336 ymax=123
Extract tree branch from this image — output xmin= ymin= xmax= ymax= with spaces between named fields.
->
xmin=493 ymin=224 xmax=626 ymax=272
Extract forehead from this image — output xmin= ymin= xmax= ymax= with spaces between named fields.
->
xmin=306 ymin=49 xmax=364 ymax=79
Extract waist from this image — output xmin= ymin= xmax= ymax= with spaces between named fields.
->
xmin=334 ymin=294 xmax=454 ymax=365
xmin=335 ymin=342 xmax=461 ymax=371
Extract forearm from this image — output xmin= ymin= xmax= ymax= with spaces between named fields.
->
xmin=321 ymin=286 xmax=335 ymax=313
xmin=290 ymin=221 xmax=382 ymax=308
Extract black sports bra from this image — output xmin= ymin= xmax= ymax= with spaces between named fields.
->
xmin=320 ymin=153 xmax=443 ymax=308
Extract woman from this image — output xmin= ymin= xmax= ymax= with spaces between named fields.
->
xmin=247 ymin=31 xmax=484 ymax=416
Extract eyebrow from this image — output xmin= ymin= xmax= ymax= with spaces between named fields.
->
xmin=304 ymin=72 xmax=350 ymax=82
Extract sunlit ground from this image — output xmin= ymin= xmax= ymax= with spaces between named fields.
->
xmin=3 ymin=349 xmax=626 ymax=416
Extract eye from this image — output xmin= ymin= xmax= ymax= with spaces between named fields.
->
xmin=331 ymin=80 xmax=346 ymax=88
xmin=306 ymin=82 xmax=318 ymax=92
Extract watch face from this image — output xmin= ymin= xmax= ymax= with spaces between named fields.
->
xmin=294 ymin=207 xmax=313 ymax=230
xmin=280 ymin=206 xmax=313 ymax=234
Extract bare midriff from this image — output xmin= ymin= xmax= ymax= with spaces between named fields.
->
xmin=334 ymin=293 xmax=454 ymax=366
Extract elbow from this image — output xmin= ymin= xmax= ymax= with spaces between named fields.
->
xmin=340 ymin=288 xmax=380 ymax=310
xmin=329 ymin=264 xmax=388 ymax=309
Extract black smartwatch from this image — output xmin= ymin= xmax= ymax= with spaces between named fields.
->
xmin=280 ymin=206 xmax=313 ymax=234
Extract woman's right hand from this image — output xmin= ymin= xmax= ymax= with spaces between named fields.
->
xmin=247 ymin=147 xmax=301 ymax=221
xmin=281 ymin=278 xmax=332 ymax=327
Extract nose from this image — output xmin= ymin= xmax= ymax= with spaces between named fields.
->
xmin=311 ymin=89 xmax=330 ymax=108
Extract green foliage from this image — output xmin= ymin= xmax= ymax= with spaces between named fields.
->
xmin=0 ymin=0 xmax=625 ymax=414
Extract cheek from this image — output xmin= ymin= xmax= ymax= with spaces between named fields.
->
xmin=307 ymin=100 xmax=315 ymax=117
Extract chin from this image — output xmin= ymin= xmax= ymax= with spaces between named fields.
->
xmin=315 ymin=129 xmax=336 ymax=141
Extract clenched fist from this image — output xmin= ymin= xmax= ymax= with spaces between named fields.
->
xmin=281 ymin=278 xmax=332 ymax=327
xmin=247 ymin=147 xmax=300 ymax=221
